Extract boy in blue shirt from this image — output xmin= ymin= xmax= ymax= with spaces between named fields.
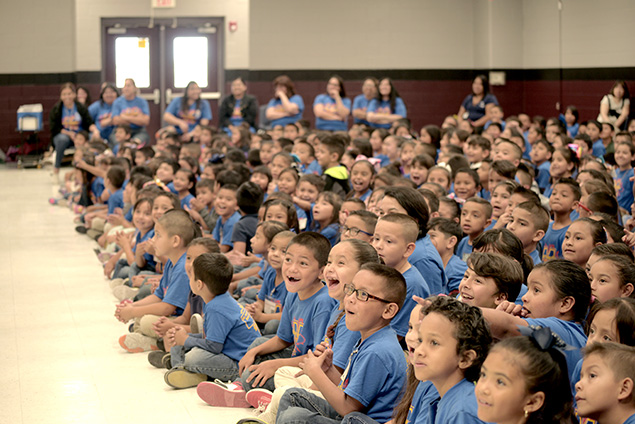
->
xmin=275 ymin=263 xmax=408 ymax=423
xmin=371 ymin=213 xmax=430 ymax=339
xmin=212 ymin=184 xmax=241 ymax=253
xmin=196 ymin=232 xmax=335 ymax=407
xmin=231 ymin=182 xmax=263 ymax=255
xmin=456 ymin=197 xmax=492 ymax=261
xmin=116 ymin=210 xmax=197 ymax=352
xmin=542 ymin=178 xmax=580 ymax=262
xmin=529 ymin=139 xmax=553 ymax=192
xmin=76 ymin=165 xmax=126 ymax=236
xmin=507 ymin=200 xmax=549 ymax=267
xmin=163 ymin=252 xmax=261 ymax=389
xmin=427 ymin=217 xmax=468 ymax=295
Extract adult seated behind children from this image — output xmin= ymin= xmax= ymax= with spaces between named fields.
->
xmin=219 ymin=77 xmax=258 ymax=132
xmin=161 ymin=81 xmax=212 ymax=142
xmin=111 ymin=78 xmax=150 ymax=146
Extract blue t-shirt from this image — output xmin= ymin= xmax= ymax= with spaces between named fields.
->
xmin=277 ymin=285 xmax=336 ymax=357
xmin=317 ymin=222 xmax=340 ymax=247
xmin=165 ymin=97 xmax=212 ymax=133
xmin=524 ymin=317 xmax=586 ymax=382
xmin=313 ymin=94 xmax=351 ymax=131
xmin=303 ymin=159 xmax=322 ymax=175
xmin=359 ymin=189 xmax=372 ymax=203
xmin=409 ymin=236 xmax=447 ymax=295
xmin=201 ymin=292 xmax=261 ymax=361
xmin=515 ymin=284 xmax=528 ymax=305
xmin=229 ymin=98 xmax=244 ymax=127
xmin=431 ymin=378 xmax=485 ymax=424
xmin=536 ymin=161 xmax=551 ymax=191
xmin=61 ymin=104 xmax=81 ymax=132
xmin=257 ymin=266 xmax=288 ymax=314
xmin=461 ymin=93 xmax=499 ymax=122
xmin=392 ymin=266 xmax=431 ymax=337
xmin=530 ymin=249 xmax=542 ymax=266
xmin=212 ymin=211 xmax=241 ymax=248
xmin=615 ymin=168 xmax=634 ymax=211
xmin=406 ymin=381 xmax=438 ymax=424
xmin=338 ymin=326 xmax=407 ymax=422
xmin=154 ymin=252 xmax=190 ymax=316
xmin=111 ymin=96 xmax=150 ymax=130
xmin=323 ymin=303 xmax=361 ymax=370
xmin=133 ymin=228 xmax=156 ymax=270
xmin=107 ymin=188 xmax=124 ymax=214
xmin=352 ymin=94 xmax=373 ymax=126
xmin=446 ymin=255 xmax=468 ymax=293
xmin=88 ymin=100 xmax=115 ymax=140
xmin=267 ymin=95 xmax=304 ymax=127
xmin=91 ymin=177 xmax=105 ymax=200
xmin=592 ymin=139 xmax=606 ymax=158
xmin=542 ymin=222 xmax=568 ymax=262
xmin=180 ymin=193 xmax=194 ymax=209
xmin=366 ymin=98 xmax=407 ymax=129
xmin=456 ymin=237 xmax=473 ymax=263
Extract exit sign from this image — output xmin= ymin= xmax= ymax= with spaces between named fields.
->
xmin=152 ymin=0 xmax=175 ymax=8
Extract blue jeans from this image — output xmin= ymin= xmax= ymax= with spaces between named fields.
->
xmin=53 ymin=133 xmax=73 ymax=169
xmin=276 ymin=387 xmax=342 ymax=424
xmin=239 ymin=335 xmax=293 ymax=392
xmin=170 ymin=344 xmax=239 ymax=381
xmin=340 ymin=412 xmax=379 ymax=424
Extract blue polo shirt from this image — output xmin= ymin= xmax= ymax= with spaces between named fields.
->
xmin=154 ymin=252 xmax=190 ymax=316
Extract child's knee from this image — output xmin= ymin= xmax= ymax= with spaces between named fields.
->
xmin=138 ymin=314 xmax=161 ymax=337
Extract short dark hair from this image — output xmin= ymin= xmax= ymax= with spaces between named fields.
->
xmin=554 ymin=177 xmax=582 ymax=201
xmin=418 ymin=189 xmax=440 ymax=213
xmin=216 ymin=169 xmax=243 ymax=187
xmin=574 ymin=133 xmax=593 ymax=151
xmin=193 ymin=253 xmax=234 ymax=295
xmin=252 ymin=165 xmax=272 ymax=184
xmin=464 ymin=197 xmax=493 ymax=218
xmin=467 ymin=252 xmax=523 ymax=302
xmin=236 ymin=181 xmax=263 ymax=215
xmin=583 ymin=342 xmax=635 ymax=407
xmin=348 ymin=210 xmax=378 ymax=233
xmin=516 ymin=201 xmax=550 ymax=232
xmin=439 ymin=196 xmax=461 ymax=221
xmin=428 ymin=217 xmax=464 ymax=253
xmin=586 ymin=192 xmax=618 ymax=221
xmin=106 ymin=165 xmax=126 ymax=189
xmin=157 ymin=157 xmax=179 ymax=174
xmin=286 ymin=232 xmax=331 ymax=267
xmin=320 ymin=134 xmax=347 ymax=161
xmin=158 ymin=209 xmax=199 ymax=247
xmin=196 ymin=178 xmax=216 ymax=193
xmin=490 ymin=160 xmax=517 ymax=179
xmin=359 ymin=262 xmax=407 ymax=310
xmin=188 ymin=237 xmax=220 ymax=254
xmin=299 ymin=173 xmax=326 ymax=192
xmin=379 ymin=213 xmax=419 ymax=244
xmin=382 ymin=186 xmax=430 ymax=239
xmin=591 ymin=243 xmax=635 ymax=262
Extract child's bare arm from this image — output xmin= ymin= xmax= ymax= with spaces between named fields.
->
xmin=238 ymin=335 xmax=292 ymax=374
xmin=292 ymin=196 xmax=313 ymax=212
xmin=480 ymin=306 xmax=527 ymax=339
xmin=231 ymin=265 xmax=260 ymax=282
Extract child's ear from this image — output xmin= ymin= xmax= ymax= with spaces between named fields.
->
xmin=617 ymin=377 xmax=634 ymax=402
xmin=532 ymin=229 xmax=546 ymax=244
xmin=494 ymin=292 xmax=508 ymax=305
xmin=317 ymin=266 xmax=325 ymax=281
xmin=429 ymin=211 xmax=440 ymax=219
xmin=513 ymin=159 xmax=520 ymax=167
xmin=458 ymin=349 xmax=477 ymax=371
xmin=558 ymin=295 xmax=576 ymax=316
xmin=171 ymin=234 xmax=183 ymax=249
xmin=622 ymin=283 xmax=634 ymax=298
xmin=571 ymin=200 xmax=579 ymax=210
xmin=404 ymin=242 xmax=416 ymax=258
xmin=382 ymin=302 xmax=399 ymax=320
xmin=524 ymin=391 xmax=545 ymax=415
xmin=447 ymin=235 xmax=458 ymax=251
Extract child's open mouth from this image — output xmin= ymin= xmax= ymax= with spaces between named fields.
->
xmin=326 ymin=278 xmax=340 ymax=289
xmin=460 ymin=292 xmax=473 ymax=301
xmin=287 ymin=276 xmax=300 ymax=283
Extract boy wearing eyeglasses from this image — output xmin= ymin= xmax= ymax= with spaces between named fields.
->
xmin=275 ymin=263 xmax=408 ymax=423
xmin=340 ymin=210 xmax=377 ymax=243
xmin=371 ymin=213 xmax=430 ymax=340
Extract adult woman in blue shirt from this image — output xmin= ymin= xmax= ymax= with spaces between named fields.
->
xmin=111 ymin=78 xmax=151 ymax=145
xmin=162 ymin=81 xmax=212 ymax=142
xmin=265 ymin=75 xmax=304 ymax=128
xmin=352 ymin=77 xmax=378 ymax=126
xmin=218 ymin=77 xmax=258 ymax=132
xmin=49 ymin=82 xmax=93 ymax=179
xmin=366 ymin=78 xmax=407 ymax=129
xmin=457 ymin=74 xmax=499 ymax=129
xmin=313 ymin=75 xmax=351 ymax=131
xmin=88 ymin=83 xmax=119 ymax=144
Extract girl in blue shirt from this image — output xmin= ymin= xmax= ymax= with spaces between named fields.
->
xmin=311 ymin=192 xmax=341 ymax=246
xmin=163 ymin=81 xmax=212 ymax=141
xmin=172 ymin=169 xmax=196 ymax=209
xmin=265 ymin=75 xmax=304 ymax=127
xmin=476 ymin=333 xmax=575 ymax=424
xmin=613 ymin=142 xmax=635 ymax=211
xmin=366 ymin=78 xmax=407 ymax=129
xmin=352 ymin=77 xmax=378 ymax=126
xmin=313 ymin=75 xmax=351 ymax=131
xmin=88 ymin=83 xmax=119 ymax=143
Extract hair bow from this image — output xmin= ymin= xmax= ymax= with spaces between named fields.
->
xmin=567 ymin=143 xmax=582 ymax=159
xmin=208 ymin=153 xmax=225 ymax=164
xmin=447 ymin=192 xmax=466 ymax=205
xmin=355 ymin=155 xmax=382 ymax=173
xmin=518 ymin=325 xmax=575 ymax=352
xmin=146 ymin=179 xmax=172 ymax=192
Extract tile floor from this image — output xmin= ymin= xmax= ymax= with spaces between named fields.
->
xmin=0 ymin=167 xmax=255 ymax=424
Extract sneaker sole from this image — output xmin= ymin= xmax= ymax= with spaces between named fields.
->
xmin=118 ymin=335 xmax=158 ymax=353
xmin=245 ymin=389 xmax=273 ymax=409
xmin=197 ymin=381 xmax=250 ymax=408
xmin=164 ymin=369 xmax=207 ymax=389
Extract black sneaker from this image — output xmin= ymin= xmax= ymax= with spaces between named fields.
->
xmin=157 ymin=338 xmax=165 ymax=352
xmin=148 ymin=351 xmax=169 ymax=368
xmin=75 ymin=225 xmax=88 ymax=234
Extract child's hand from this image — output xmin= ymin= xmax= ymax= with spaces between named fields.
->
xmin=172 ymin=326 xmax=188 ymax=346
xmin=267 ymin=181 xmax=277 ymax=195
xmin=145 ymin=239 xmax=156 ymax=256
xmin=116 ymin=303 xmax=135 ymax=322
xmin=104 ymin=257 xmax=118 ymax=278
xmin=152 ymin=316 xmax=176 ymax=336
xmin=136 ymin=241 xmax=148 ymax=255
xmin=184 ymin=206 xmax=203 ymax=223
xmin=493 ymin=212 xmax=511 ymax=229
xmin=150 ymin=278 xmax=160 ymax=294
xmin=496 ymin=300 xmax=525 ymax=317
xmin=238 ymin=351 xmax=256 ymax=375
xmin=107 ymin=211 xmax=125 ymax=226
xmin=189 ymin=198 xmax=205 ymax=212
xmin=241 ymin=252 xmax=259 ymax=267
xmin=623 ymin=229 xmax=635 ymax=248
xmin=412 ymin=295 xmax=432 ymax=309
xmin=313 ymin=341 xmax=329 ymax=357
xmin=165 ymin=327 xmax=177 ymax=351
xmin=299 ymin=349 xmax=332 ymax=379
xmin=225 ymin=249 xmax=247 ymax=266
xmin=246 ymin=361 xmax=278 ymax=388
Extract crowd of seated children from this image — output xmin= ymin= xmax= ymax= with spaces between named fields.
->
xmin=47 ymin=76 xmax=635 ymax=424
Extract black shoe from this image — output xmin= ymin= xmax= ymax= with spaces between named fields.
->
xmin=148 ymin=351 xmax=169 ymax=368
xmin=162 ymin=353 xmax=172 ymax=369
xmin=128 ymin=323 xmax=134 ymax=333
xmin=75 ymin=225 xmax=88 ymax=234
xmin=157 ymin=338 xmax=165 ymax=352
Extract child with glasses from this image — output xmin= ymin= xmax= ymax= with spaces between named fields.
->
xmin=340 ymin=210 xmax=377 ymax=243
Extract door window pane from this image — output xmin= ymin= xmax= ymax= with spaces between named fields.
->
xmin=173 ymin=37 xmax=208 ymax=88
xmin=115 ymin=37 xmax=150 ymax=88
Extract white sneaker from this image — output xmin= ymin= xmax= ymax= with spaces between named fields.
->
xmin=113 ymin=285 xmax=139 ymax=301
xmin=118 ymin=333 xmax=159 ymax=353
xmin=190 ymin=313 xmax=204 ymax=334
xmin=109 ymin=278 xmax=127 ymax=290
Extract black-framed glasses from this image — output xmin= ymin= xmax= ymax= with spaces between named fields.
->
xmin=341 ymin=225 xmax=373 ymax=237
xmin=343 ymin=283 xmax=392 ymax=303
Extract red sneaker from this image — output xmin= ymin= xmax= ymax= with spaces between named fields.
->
xmin=196 ymin=381 xmax=250 ymax=408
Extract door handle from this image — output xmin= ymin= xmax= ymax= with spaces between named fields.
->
xmin=139 ymin=89 xmax=161 ymax=104
xmin=200 ymin=92 xmax=221 ymax=100
xmin=166 ymin=88 xmax=173 ymax=103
